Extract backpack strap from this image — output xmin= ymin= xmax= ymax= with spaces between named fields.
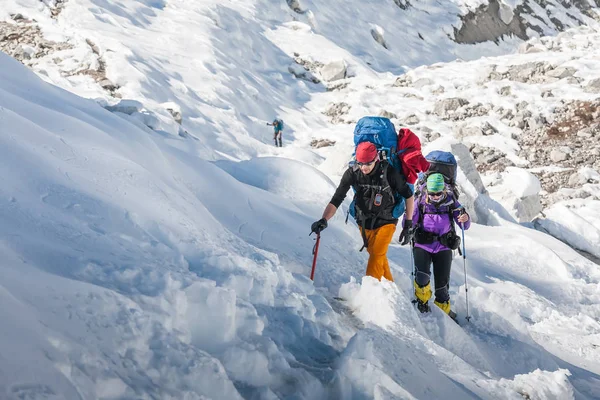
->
xmin=380 ymin=161 xmax=396 ymax=205
xmin=417 ymin=191 xmax=455 ymax=229
xmin=416 ymin=193 xmax=464 ymax=255
xmin=352 ymin=161 xmax=392 ymax=251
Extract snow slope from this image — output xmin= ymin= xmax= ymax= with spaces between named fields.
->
xmin=2 ymin=47 xmax=600 ymax=399
xmin=1 ymin=0 xmax=596 ymax=164
xmin=2 ymin=0 xmax=600 ymax=399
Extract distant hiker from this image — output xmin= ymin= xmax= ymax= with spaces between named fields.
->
xmin=311 ymin=141 xmax=415 ymax=281
xmin=404 ymin=172 xmax=470 ymax=319
xmin=267 ymin=118 xmax=284 ymax=147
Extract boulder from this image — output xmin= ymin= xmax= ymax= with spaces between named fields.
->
xmin=167 ymin=107 xmax=182 ymax=124
xmin=433 ymin=98 xmax=469 ymax=116
xmin=546 ymin=66 xmax=576 ymax=79
xmin=289 ymin=63 xmax=320 ymax=83
xmin=404 ymin=114 xmax=420 ymax=125
xmin=105 ymin=99 xmax=143 ymax=115
xmin=379 ymin=109 xmax=397 ymax=119
xmin=370 ymin=25 xmax=389 ymax=49
xmin=310 ymin=139 xmax=336 ymax=148
xmin=550 ymin=149 xmax=569 ymax=162
xmin=319 ymin=60 xmax=347 ymax=82
xmin=585 ymin=78 xmax=600 ymax=94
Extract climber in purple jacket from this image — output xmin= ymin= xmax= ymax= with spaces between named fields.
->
xmin=402 ymin=173 xmax=470 ymax=319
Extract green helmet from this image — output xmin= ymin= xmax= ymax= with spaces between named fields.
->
xmin=426 ymin=173 xmax=446 ymax=193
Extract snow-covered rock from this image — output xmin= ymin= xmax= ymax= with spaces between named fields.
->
xmin=484 ymin=167 xmax=543 ymax=222
xmin=104 ymin=99 xmax=143 ymax=115
xmin=370 ymin=24 xmax=389 ymax=50
xmin=289 ymin=63 xmax=320 ymax=83
xmin=550 ymin=149 xmax=569 ymax=162
xmin=319 ymin=60 xmax=347 ymax=82
xmin=535 ymin=199 xmax=600 ymax=259
xmin=433 ymin=98 xmax=469 ymax=116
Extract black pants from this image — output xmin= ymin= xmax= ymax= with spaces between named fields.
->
xmin=413 ymin=247 xmax=453 ymax=303
xmin=274 ymin=131 xmax=282 ymax=147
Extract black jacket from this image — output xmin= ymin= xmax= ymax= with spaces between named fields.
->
xmin=330 ymin=161 xmax=413 ymax=230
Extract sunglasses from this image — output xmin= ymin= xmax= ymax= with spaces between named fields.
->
xmin=428 ymin=191 xmax=444 ymax=197
xmin=357 ymin=159 xmax=376 ymax=167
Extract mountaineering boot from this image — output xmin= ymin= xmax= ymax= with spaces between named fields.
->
xmin=414 ymin=281 xmax=432 ymax=313
xmin=415 ymin=298 xmax=430 ymax=313
xmin=278 ymin=138 xmax=282 ymax=147
xmin=434 ymin=300 xmax=459 ymax=323
xmin=434 ymin=300 xmax=451 ymax=314
xmin=448 ymin=310 xmax=458 ymax=324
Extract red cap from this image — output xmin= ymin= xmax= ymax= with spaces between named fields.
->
xmin=356 ymin=142 xmax=378 ymax=163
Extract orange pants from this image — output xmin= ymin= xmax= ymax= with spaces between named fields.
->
xmin=360 ymin=223 xmax=395 ymax=281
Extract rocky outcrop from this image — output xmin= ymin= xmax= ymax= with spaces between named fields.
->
xmin=459 ymin=97 xmax=600 ymax=208
xmin=454 ymin=0 xmax=598 ymax=45
xmin=0 ymin=14 xmax=119 ymax=96
xmin=487 ymin=61 xmax=560 ymax=84
xmin=454 ymin=0 xmax=527 ymax=44
xmin=0 ymin=17 xmax=72 ymax=64
xmin=510 ymin=100 xmax=600 ymax=206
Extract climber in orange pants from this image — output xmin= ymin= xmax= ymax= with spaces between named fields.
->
xmin=311 ymin=142 xmax=415 ymax=281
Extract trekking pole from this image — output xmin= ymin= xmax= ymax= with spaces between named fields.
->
xmin=409 ymin=238 xmax=420 ymax=308
xmin=409 ymin=239 xmax=415 ymax=280
xmin=310 ymin=233 xmax=321 ymax=281
xmin=460 ymin=222 xmax=471 ymax=322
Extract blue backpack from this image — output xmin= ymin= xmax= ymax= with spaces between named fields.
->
xmin=275 ymin=119 xmax=284 ymax=130
xmin=352 ymin=116 xmax=400 ymax=169
xmin=348 ymin=116 xmax=410 ymax=221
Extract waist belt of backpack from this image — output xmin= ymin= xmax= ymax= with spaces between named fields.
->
xmin=414 ymin=228 xmax=462 ymax=254
xmin=416 ymin=200 xmax=464 ymax=254
xmin=414 ymin=228 xmax=437 ymax=244
xmin=414 ymin=228 xmax=452 ymax=245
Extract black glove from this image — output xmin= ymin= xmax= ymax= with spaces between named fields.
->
xmin=311 ymin=218 xmax=328 ymax=235
xmin=398 ymin=220 xmax=414 ymax=246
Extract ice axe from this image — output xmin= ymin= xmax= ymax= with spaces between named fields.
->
xmin=309 ymin=232 xmax=321 ymax=281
